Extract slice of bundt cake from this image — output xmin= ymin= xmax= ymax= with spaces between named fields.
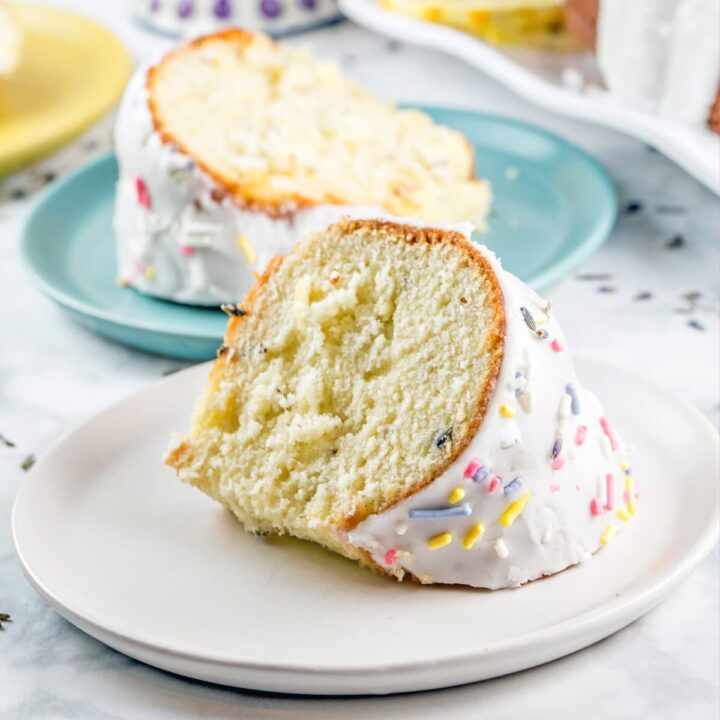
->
xmin=166 ymin=218 xmax=635 ymax=589
xmin=114 ymin=29 xmax=491 ymax=305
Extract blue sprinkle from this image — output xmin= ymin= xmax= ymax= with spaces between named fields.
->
xmin=515 ymin=386 xmax=525 ymax=397
xmin=409 ymin=504 xmax=472 ymax=519
xmin=472 ymin=465 xmax=490 ymax=483
xmin=515 ymin=370 xmax=524 ymax=378
xmin=503 ymin=477 xmax=523 ymax=496
xmin=551 ymin=438 xmax=562 ymax=459
xmin=565 ymin=383 xmax=581 ymax=415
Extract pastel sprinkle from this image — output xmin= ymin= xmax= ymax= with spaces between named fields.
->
xmin=499 ymin=491 xmax=531 ymax=527
xmin=427 ymin=532 xmax=452 ymax=550
xmin=179 ymin=244 xmax=195 ymax=256
xmin=384 ymin=549 xmax=397 ymax=565
xmin=473 ymin=465 xmax=490 ymax=483
xmin=235 ymin=234 xmax=256 ymax=264
xmin=520 ymin=306 xmax=536 ymax=331
xmin=395 ymin=521 xmax=407 ymax=535
xmin=409 ymin=504 xmax=471 ymax=520
xmin=599 ymin=417 xmax=618 ymax=451
xmin=551 ymin=438 xmax=563 ymax=459
xmin=565 ymin=384 xmax=581 ymax=415
xmin=463 ymin=458 xmax=482 ymax=479
xmin=590 ymin=498 xmax=603 ymax=516
xmin=448 ymin=487 xmax=465 ymax=505
xmin=620 ymin=459 xmax=631 ymax=472
xmin=575 ymin=425 xmax=588 ymax=446
xmin=487 ymin=475 xmax=501 ymax=493
xmin=550 ymin=338 xmax=564 ymax=352
xmin=551 ymin=456 xmax=565 ymax=471
xmin=617 ymin=508 xmax=632 ymax=522
xmin=558 ymin=394 xmax=571 ymax=420
xmin=500 ymin=404 xmax=516 ymax=418
xmin=605 ymin=473 xmax=614 ymax=510
xmin=494 ymin=538 xmax=509 ymax=559
xmin=135 ymin=177 xmax=151 ymax=209
xmin=550 ymin=483 xmax=561 ymax=493
xmin=600 ymin=525 xmax=617 ymax=545
xmin=462 ymin=523 xmax=484 ymax=550
xmin=144 ymin=265 xmax=156 ymax=281
xmin=628 ymin=497 xmax=637 ymax=515
xmin=503 ymin=477 xmax=523 ymax=496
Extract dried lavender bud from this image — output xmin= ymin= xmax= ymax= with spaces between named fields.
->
xmin=435 ymin=429 xmax=453 ymax=449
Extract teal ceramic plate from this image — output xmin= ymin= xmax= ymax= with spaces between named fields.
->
xmin=21 ymin=108 xmax=617 ymax=361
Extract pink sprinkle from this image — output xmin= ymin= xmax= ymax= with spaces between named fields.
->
xmin=551 ymin=456 xmax=565 ymax=471
xmin=135 ymin=177 xmax=151 ymax=209
xmin=575 ymin=425 xmax=587 ymax=446
xmin=605 ymin=473 xmax=614 ymax=510
xmin=590 ymin=498 xmax=603 ymax=516
xmin=464 ymin=458 xmax=481 ymax=479
xmin=384 ymin=549 xmax=397 ymax=566
xmin=488 ymin=475 xmax=501 ymax=493
xmin=550 ymin=483 xmax=561 ymax=493
xmin=599 ymin=417 xmax=618 ymax=451
xmin=179 ymin=245 xmax=195 ymax=256
xmin=550 ymin=338 xmax=564 ymax=352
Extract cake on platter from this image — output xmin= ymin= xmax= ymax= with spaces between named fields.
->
xmin=134 ymin=0 xmax=342 ymax=38
xmin=0 ymin=2 xmax=22 ymax=77
xmin=565 ymin=0 xmax=720 ymax=132
xmin=166 ymin=218 xmax=635 ymax=590
xmin=114 ymin=30 xmax=491 ymax=305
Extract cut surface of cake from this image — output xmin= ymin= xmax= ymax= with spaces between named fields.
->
xmin=114 ymin=30 xmax=491 ymax=305
xmin=166 ymin=218 xmax=635 ymax=589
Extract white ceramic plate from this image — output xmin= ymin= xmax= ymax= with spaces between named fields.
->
xmin=339 ymin=0 xmax=720 ymax=195
xmin=12 ymin=358 xmax=719 ymax=695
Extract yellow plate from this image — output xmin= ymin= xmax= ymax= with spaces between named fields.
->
xmin=0 ymin=4 xmax=132 ymax=177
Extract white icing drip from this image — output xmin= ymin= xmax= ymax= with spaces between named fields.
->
xmin=347 ymin=242 xmax=631 ymax=589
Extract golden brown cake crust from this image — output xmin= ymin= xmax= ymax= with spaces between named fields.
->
xmin=166 ymin=218 xmax=506 ymax=540
xmin=564 ymin=0 xmax=599 ymax=49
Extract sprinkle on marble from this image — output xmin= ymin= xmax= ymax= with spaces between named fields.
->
xmin=427 ymin=532 xmax=452 ymax=550
xmin=235 ymin=234 xmax=257 ymax=265
xmin=464 ymin=458 xmax=483 ymax=479
xmin=395 ymin=521 xmax=408 ymax=536
xmin=620 ymin=459 xmax=630 ymax=472
xmin=575 ymin=425 xmax=588 ymax=446
xmin=500 ymin=491 xmax=531 ymax=527
xmin=462 ymin=523 xmax=484 ymax=550
xmin=488 ymin=476 xmax=501 ymax=493
xmin=605 ymin=474 xmax=614 ymax=510
xmin=384 ymin=548 xmax=397 ymax=566
xmin=550 ymin=338 xmax=564 ymax=352
xmin=135 ymin=177 xmax=151 ymax=209
xmin=409 ymin=505 xmax=471 ymax=520
xmin=503 ymin=477 xmax=523 ymax=496
xmin=617 ymin=508 xmax=632 ymax=522
xmin=499 ymin=404 xmax=516 ymax=418
xmin=551 ymin=438 xmax=563 ymax=459
xmin=179 ymin=244 xmax=195 ymax=256
xmin=551 ymin=456 xmax=565 ymax=471
xmin=448 ymin=487 xmax=465 ymax=505
xmin=599 ymin=417 xmax=618 ymax=451
xmin=565 ymin=384 xmax=581 ymax=415
xmin=600 ymin=525 xmax=617 ymax=545
xmin=494 ymin=538 xmax=509 ymax=559
xmin=473 ymin=464 xmax=490 ymax=483
xmin=590 ymin=498 xmax=603 ymax=516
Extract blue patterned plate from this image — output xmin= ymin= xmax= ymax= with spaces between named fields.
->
xmin=21 ymin=108 xmax=616 ymax=360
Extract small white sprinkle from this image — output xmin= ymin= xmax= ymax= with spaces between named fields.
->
xmin=566 ymin=443 xmax=577 ymax=461
xmin=542 ymin=519 xmax=553 ymax=544
xmin=600 ymin=435 xmax=613 ymax=459
xmin=505 ymin=166 xmax=519 ymax=181
xmin=395 ymin=521 xmax=408 ymax=536
xmin=596 ymin=474 xmax=607 ymax=505
xmin=494 ymin=538 xmax=509 ymax=559
xmin=558 ymin=394 xmax=571 ymax=421
xmin=518 ymin=390 xmax=533 ymax=414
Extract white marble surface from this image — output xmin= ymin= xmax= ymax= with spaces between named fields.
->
xmin=1 ymin=1 xmax=718 ymax=718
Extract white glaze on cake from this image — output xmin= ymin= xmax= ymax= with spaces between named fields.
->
xmin=348 ymin=238 xmax=634 ymax=589
xmin=114 ymin=66 xmax=387 ymax=305
xmin=597 ymin=0 xmax=720 ymax=127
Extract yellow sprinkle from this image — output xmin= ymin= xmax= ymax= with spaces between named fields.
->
xmin=448 ymin=487 xmax=465 ymax=505
xmin=625 ymin=475 xmax=634 ymax=493
xmin=499 ymin=404 xmax=516 ymax=418
xmin=499 ymin=491 xmax=531 ymax=527
xmin=144 ymin=265 xmax=156 ymax=281
xmin=235 ymin=234 xmax=256 ymax=265
xmin=617 ymin=507 xmax=632 ymax=522
xmin=628 ymin=497 xmax=637 ymax=515
xmin=427 ymin=532 xmax=452 ymax=550
xmin=620 ymin=459 xmax=630 ymax=472
xmin=600 ymin=524 xmax=617 ymax=545
xmin=462 ymin=523 xmax=484 ymax=550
